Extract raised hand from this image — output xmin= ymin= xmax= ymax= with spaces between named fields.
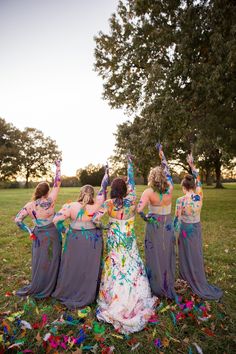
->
xmin=156 ymin=142 xmax=173 ymax=188
xmin=97 ymin=162 xmax=110 ymax=199
xmin=126 ymin=151 xmax=134 ymax=162
xmin=104 ymin=162 xmax=109 ymax=176
xmin=155 ymin=142 xmax=162 ymax=151
xmin=53 ymin=160 xmax=61 ymax=187
xmin=55 ymin=160 xmax=61 ymax=168
xmin=156 ymin=142 xmax=164 ymax=159
xmin=187 ymin=153 xmax=194 ymax=168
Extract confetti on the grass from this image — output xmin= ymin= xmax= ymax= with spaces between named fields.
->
xmin=5 ymin=292 xmax=12 ymax=297
xmin=78 ymin=306 xmax=91 ymax=318
xmin=131 ymin=342 xmax=140 ymax=350
xmin=43 ymin=332 xmax=51 ymax=341
xmin=148 ymin=314 xmax=159 ymax=324
xmin=0 ymin=291 xmax=228 ymax=352
xmin=154 ymin=338 xmax=162 ymax=348
xmin=193 ymin=342 xmax=203 ymax=354
xmin=20 ymin=320 xmax=32 ymax=330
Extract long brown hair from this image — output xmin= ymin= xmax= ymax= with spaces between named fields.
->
xmin=148 ymin=166 xmax=169 ymax=194
xmin=32 ymin=182 xmax=50 ymax=201
xmin=78 ymin=185 xmax=95 ymax=209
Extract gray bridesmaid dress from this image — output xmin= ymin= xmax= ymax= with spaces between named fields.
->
xmin=52 ymin=223 xmax=103 ymax=309
xmin=179 ymin=221 xmax=223 ymax=300
xmin=16 ymin=223 xmax=62 ymax=298
xmin=145 ymin=208 xmax=176 ymax=300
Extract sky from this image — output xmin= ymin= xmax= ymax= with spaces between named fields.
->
xmin=0 ymin=0 xmax=126 ymax=176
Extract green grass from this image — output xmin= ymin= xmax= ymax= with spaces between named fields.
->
xmin=0 ymin=185 xmax=235 ymax=353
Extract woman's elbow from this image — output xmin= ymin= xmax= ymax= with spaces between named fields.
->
xmin=52 ymin=215 xmax=58 ymax=225
xmin=14 ymin=216 xmax=21 ymax=226
xmin=136 ymin=205 xmax=142 ymax=213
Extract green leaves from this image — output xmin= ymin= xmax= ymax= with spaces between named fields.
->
xmin=0 ymin=118 xmax=61 ymax=186
xmin=94 ymin=0 xmax=236 ymax=184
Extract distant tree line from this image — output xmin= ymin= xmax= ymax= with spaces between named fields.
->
xmin=76 ymin=164 xmax=108 ymax=186
xmin=0 ymin=118 xmax=61 ymax=187
xmin=0 ymin=118 xmax=110 ymax=188
xmin=94 ymin=0 xmax=236 ymax=187
xmin=1 ymin=116 xmax=235 ymax=189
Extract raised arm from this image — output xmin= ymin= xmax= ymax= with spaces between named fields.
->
xmin=173 ymin=198 xmax=182 ymax=234
xmin=137 ymin=189 xmax=149 ymax=213
xmin=15 ymin=204 xmax=34 ymax=238
xmin=187 ymin=153 xmax=203 ymax=198
xmin=126 ymin=154 xmax=136 ymax=202
xmin=53 ymin=203 xmax=71 ymax=234
xmin=92 ymin=200 xmax=109 ymax=228
xmin=49 ymin=160 xmax=61 ymax=201
xmin=156 ymin=143 xmax=173 ymax=191
xmin=96 ymin=164 xmax=110 ymax=204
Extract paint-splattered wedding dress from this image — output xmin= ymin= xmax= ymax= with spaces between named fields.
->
xmin=93 ymin=157 xmax=156 ymax=334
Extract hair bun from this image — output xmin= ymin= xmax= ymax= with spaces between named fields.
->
xmin=185 ymin=174 xmax=194 ymax=181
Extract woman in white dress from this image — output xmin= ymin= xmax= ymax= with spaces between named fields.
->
xmin=92 ymin=155 xmax=156 ymax=334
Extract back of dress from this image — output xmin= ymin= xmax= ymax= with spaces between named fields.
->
xmin=93 ymin=156 xmax=156 ymax=334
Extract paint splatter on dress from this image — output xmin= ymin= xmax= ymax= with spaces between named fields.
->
xmin=137 ymin=147 xmax=176 ymax=299
xmin=52 ymin=169 xmax=109 ymax=309
xmin=93 ymin=158 xmax=156 ymax=334
xmin=174 ymin=162 xmax=223 ymax=300
xmin=14 ymin=162 xmax=62 ymax=298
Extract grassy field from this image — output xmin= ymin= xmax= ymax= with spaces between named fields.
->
xmin=0 ymin=185 xmax=235 ymax=353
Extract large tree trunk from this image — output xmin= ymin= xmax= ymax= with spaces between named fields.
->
xmin=205 ymin=167 xmax=213 ymax=186
xmin=214 ymin=149 xmax=223 ymax=188
xmin=25 ymin=172 xmax=30 ymax=188
xmin=143 ymin=173 xmax=148 ymax=185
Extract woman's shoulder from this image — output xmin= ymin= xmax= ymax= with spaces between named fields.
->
xmin=24 ymin=201 xmax=34 ymax=210
xmin=101 ymin=198 xmax=113 ymax=204
xmin=176 ymin=195 xmax=185 ymax=203
xmin=58 ymin=201 xmax=77 ymax=210
xmin=68 ymin=201 xmax=81 ymax=209
xmin=141 ymin=187 xmax=153 ymax=195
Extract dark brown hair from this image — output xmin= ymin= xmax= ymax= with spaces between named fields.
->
xmin=32 ymin=182 xmax=50 ymax=200
xmin=110 ymin=178 xmax=127 ymax=199
xmin=78 ymin=185 xmax=94 ymax=209
xmin=181 ymin=174 xmax=195 ymax=191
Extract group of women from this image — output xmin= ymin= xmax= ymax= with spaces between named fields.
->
xmin=14 ymin=144 xmax=223 ymax=334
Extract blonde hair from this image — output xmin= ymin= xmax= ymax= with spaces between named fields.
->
xmin=148 ymin=166 xmax=169 ymax=194
xmin=32 ymin=182 xmax=50 ymax=201
xmin=77 ymin=185 xmax=95 ymax=209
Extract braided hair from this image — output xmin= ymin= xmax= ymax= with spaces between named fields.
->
xmin=148 ymin=166 xmax=169 ymax=194
xmin=78 ymin=185 xmax=95 ymax=209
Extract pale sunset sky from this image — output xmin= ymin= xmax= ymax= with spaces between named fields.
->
xmin=0 ymin=0 xmax=125 ymax=176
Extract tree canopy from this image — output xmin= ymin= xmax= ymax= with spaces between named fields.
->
xmin=0 ymin=118 xmax=22 ymax=181
xmin=76 ymin=164 xmax=106 ymax=186
xmin=0 ymin=118 xmax=61 ymax=187
xmin=94 ymin=0 xmax=236 ymax=186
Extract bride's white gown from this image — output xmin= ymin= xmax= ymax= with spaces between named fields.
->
xmin=96 ymin=217 xmax=156 ymax=334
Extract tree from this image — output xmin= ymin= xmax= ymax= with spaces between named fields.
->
xmin=113 ymin=117 xmax=158 ymax=183
xmin=19 ymin=128 xmax=61 ymax=187
xmin=0 ymin=118 xmax=22 ymax=180
xmin=76 ymin=164 xmax=105 ymax=186
xmin=61 ymin=176 xmax=80 ymax=187
xmin=94 ymin=0 xmax=236 ymax=187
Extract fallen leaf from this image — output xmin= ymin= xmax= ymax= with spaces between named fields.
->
xmin=162 ymin=337 xmax=169 ymax=348
xmin=36 ymin=332 xmax=42 ymax=342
